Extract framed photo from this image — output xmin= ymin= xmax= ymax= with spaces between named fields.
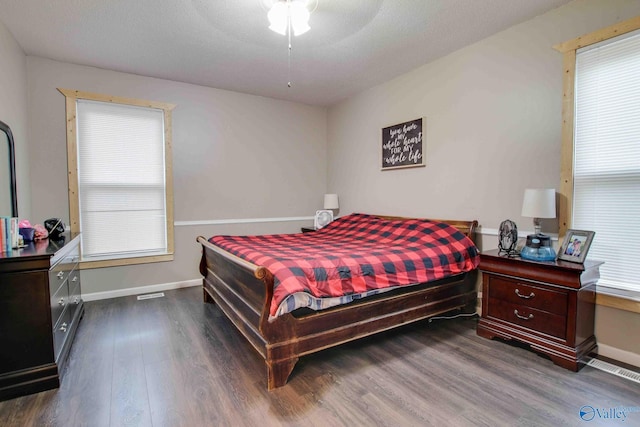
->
xmin=381 ymin=118 xmax=426 ymax=170
xmin=557 ymin=229 xmax=595 ymax=263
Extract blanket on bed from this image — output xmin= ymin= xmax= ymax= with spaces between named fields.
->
xmin=209 ymin=213 xmax=479 ymax=319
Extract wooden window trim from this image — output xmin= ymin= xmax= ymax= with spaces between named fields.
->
xmin=553 ymin=16 xmax=640 ymax=238
xmin=553 ymin=16 xmax=640 ymax=306
xmin=58 ymin=88 xmax=176 ymax=268
xmin=596 ymin=293 xmax=640 ymax=315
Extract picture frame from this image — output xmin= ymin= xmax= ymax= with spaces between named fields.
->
xmin=557 ymin=229 xmax=595 ymax=264
xmin=381 ymin=117 xmax=426 ymax=171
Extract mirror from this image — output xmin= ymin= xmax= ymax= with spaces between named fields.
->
xmin=0 ymin=120 xmax=18 ymax=218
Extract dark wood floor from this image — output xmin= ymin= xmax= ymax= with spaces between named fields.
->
xmin=1 ymin=287 xmax=637 ymax=426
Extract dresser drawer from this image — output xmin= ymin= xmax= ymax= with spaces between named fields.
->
xmin=487 ymin=276 xmax=568 ymax=315
xmin=48 ymin=243 xmax=79 ymax=295
xmin=53 ymin=306 xmax=73 ymax=362
xmin=68 ymin=268 xmax=81 ymax=299
xmin=50 ymin=280 xmax=70 ymax=328
xmin=49 ymin=263 xmax=71 ymax=295
xmin=487 ymin=298 xmax=567 ymax=339
xmin=68 ymin=270 xmax=82 ymax=310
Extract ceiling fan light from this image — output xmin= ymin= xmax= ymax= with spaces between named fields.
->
xmin=267 ymin=2 xmax=288 ymax=35
xmin=290 ymin=1 xmax=310 ymax=36
xmin=292 ymin=22 xmax=310 ymax=36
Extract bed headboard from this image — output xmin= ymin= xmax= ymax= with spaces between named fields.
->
xmin=374 ymin=215 xmax=478 ymax=241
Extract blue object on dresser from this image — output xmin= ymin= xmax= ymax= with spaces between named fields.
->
xmin=520 ymin=234 xmax=556 ymax=261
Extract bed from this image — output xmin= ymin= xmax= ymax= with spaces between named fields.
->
xmin=197 ymin=213 xmax=479 ymax=389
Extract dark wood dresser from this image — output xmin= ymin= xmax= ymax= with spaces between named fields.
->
xmin=0 ymin=233 xmax=84 ymax=401
xmin=477 ymin=249 xmax=601 ymax=371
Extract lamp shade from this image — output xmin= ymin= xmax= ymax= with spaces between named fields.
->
xmin=521 ymin=188 xmax=556 ymax=218
xmin=323 ymin=194 xmax=339 ymax=210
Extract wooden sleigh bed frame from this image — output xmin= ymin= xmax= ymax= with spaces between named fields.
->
xmin=196 ymin=216 xmax=478 ymax=390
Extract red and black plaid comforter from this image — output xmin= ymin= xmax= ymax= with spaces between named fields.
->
xmin=209 ymin=213 xmax=479 ymax=318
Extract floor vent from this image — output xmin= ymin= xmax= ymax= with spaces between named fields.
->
xmin=136 ymin=292 xmax=165 ymax=301
xmin=587 ymin=358 xmax=640 ymax=384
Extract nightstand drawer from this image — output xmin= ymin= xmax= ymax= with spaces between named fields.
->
xmin=487 ymin=276 xmax=568 ymax=315
xmin=487 ymin=298 xmax=566 ymax=339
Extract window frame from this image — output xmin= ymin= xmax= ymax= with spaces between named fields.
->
xmin=58 ymin=88 xmax=176 ymax=269
xmin=554 ymin=15 xmax=640 ymax=313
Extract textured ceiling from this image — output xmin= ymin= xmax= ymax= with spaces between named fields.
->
xmin=0 ymin=0 xmax=572 ymax=106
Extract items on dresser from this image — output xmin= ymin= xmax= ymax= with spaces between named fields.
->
xmin=0 ymin=233 xmax=84 ymax=401
xmin=477 ymin=249 xmax=602 ymax=371
xmin=44 ymin=218 xmax=66 ymax=239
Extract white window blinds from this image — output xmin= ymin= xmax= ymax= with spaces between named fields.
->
xmin=76 ymin=100 xmax=167 ymax=260
xmin=573 ymin=30 xmax=640 ymax=292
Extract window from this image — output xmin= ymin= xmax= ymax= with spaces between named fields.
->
xmin=555 ymin=17 xmax=640 ymax=297
xmin=59 ymin=89 xmax=175 ymax=268
xmin=573 ymin=30 xmax=640 ymax=292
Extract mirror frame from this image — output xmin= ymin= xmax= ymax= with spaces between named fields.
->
xmin=0 ymin=119 xmax=18 ymax=218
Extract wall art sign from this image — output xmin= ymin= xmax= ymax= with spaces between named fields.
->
xmin=381 ymin=117 xmax=425 ymax=170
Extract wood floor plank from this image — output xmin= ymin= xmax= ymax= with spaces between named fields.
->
xmin=1 ymin=286 xmax=638 ymax=427
xmin=110 ymin=296 xmax=153 ymax=427
xmin=62 ymin=297 xmax=118 ymax=427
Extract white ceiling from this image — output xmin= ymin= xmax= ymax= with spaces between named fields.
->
xmin=0 ymin=0 xmax=572 ymax=106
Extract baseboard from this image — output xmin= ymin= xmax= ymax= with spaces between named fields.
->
xmin=174 ymin=216 xmax=314 ymax=226
xmin=597 ymin=343 xmax=640 ymax=369
xmin=82 ymin=279 xmax=201 ymax=302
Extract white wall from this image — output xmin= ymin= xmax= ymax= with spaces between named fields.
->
xmin=328 ymin=0 xmax=640 ymax=239
xmin=26 ymin=57 xmax=327 ymax=295
xmin=0 ymin=19 xmax=30 ymax=218
xmin=326 ymin=0 xmax=640 ymax=363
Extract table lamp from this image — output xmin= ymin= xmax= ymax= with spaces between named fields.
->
xmin=521 ymin=188 xmax=556 ymax=236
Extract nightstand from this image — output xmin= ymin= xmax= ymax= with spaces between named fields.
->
xmin=301 ymin=227 xmax=316 ymax=233
xmin=477 ymin=249 xmax=602 ymax=371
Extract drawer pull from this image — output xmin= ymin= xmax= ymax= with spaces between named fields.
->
xmin=58 ymin=298 xmax=65 ymax=306
xmin=57 ymin=271 xmax=64 ymax=279
xmin=514 ymin=310 xmax=533 ymax=320
xmin=60 ymin=322 xmax=68 ymax=333
xmin=515 ymin=289 xmax=535 ymax=299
